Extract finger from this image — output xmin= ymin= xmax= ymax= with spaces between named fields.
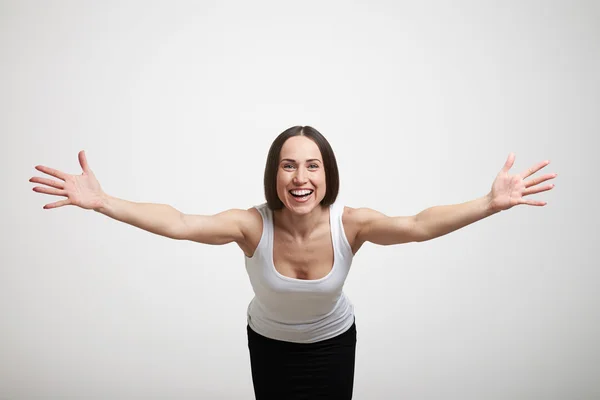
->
xmin=29 ymin=176 xmax=65 ymax=189
xmin=32 ymin=186 xmax=67 ymax=196
xmin=520 ymin=160 xmax=550 ymax=179
xmin=502 ymin=153 xmax=515 ymax=172
xmin=78 ymin=150 xmax=90 ymax=172
xmin=524 ymin=173 xmax=558 ymax=188
xmin=43 ymin=199 xmax=71 ymax=209
xmin=35 ymin=165 xmax=67 ymax=181
xmin=519 ymin=198 xmax=547 ymax=206
xmin=523 ymin=183 xmax=555 ymax=196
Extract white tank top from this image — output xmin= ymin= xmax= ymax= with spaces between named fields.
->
xmin=244 ymin=200 xmax=355 ymax=343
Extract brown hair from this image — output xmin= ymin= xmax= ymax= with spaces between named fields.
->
xmin=264 ymin=126 xmax=340 ymax=210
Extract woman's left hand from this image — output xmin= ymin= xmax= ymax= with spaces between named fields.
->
xmin=488 ymin=153 xmax=557 ymax=212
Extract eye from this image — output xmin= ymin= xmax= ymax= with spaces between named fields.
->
xmin=309 ymin=164 xmax=319 ymax=169
xmin=283 ymin=164 xmax=295 ymax=170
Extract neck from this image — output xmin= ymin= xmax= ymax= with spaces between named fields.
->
xmin=275 ymin=204 xmax=328 ymax=240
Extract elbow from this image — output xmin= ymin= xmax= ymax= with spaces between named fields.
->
xmin=414 ymin=235 xmax=430 ymax=243
xmin=168 ymin=212 xmax=189 ymax=241
xmin=412 ymin=216 xmax=431 ymax=243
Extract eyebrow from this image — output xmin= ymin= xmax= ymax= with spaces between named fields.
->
xmin=280 ymin=158 xmax=322 ymax=163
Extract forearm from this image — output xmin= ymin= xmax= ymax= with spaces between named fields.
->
xmin=94 ymin=195 xmax=183 ymax=239
xmin=415 ymin=193 xmax=499 ymax=241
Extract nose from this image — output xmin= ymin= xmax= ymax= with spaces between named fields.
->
xmin=293 ymin=167 xmax=308 ymax=184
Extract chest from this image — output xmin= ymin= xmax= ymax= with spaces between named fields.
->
xmin=272 ymin=229 xmax=334 ymax=280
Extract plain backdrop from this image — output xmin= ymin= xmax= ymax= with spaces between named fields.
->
xmin=1 ymin=0 xmax=598 ymax=399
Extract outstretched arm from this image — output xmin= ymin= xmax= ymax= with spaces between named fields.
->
xmin=95 ymin=195 xmax=250 ymax=244
xmin=30 ymin=150 xmax=251 ymax=245
xmin=355 ymin=153 xmax=557 ymax=245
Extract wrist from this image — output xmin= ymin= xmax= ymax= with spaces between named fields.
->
xmin=484 ymin=192 xmax=500 ymax=215
xmin=94 ymin=193 xmax=112 ymax=214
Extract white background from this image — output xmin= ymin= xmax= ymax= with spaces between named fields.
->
xmin=2 ymin=0 xmax=598 ymax=398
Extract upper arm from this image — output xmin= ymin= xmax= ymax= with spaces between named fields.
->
xmin=175 ymin=208 xmax=261 ymax=249
xmin=346 ymin=207 xmax=424 ymax=248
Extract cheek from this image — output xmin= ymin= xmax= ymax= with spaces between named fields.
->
xmin=316 ymin=172 xmax=326 ymax=185
xmin=315 ymin=174 xmax=326 ymax=191
xmin=276 ymin=174 xmax=287 ymax=192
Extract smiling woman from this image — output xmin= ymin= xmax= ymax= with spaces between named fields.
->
xmin=263 ymin=125 xmax=339 ymax=211
xmin=30 ymin=125 xmax=557 ymax=400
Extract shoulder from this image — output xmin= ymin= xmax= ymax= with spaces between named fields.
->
xmin=342 ymin=206 xmax=420 ymax=247
xmin=237 ymin=206 xmax=264 ymax=235
xmin=236 ymin=206 xmax=264 ymax=257
xmin=342 ymin=206 xmax=387 ymax=224
xmin=212 ymin=207 xmax=262 ymax=230
xmin=341 ymin=206 xmax=387 ymax=254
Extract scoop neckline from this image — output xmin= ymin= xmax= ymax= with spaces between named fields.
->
xmin=269 ymin=204 xmax=336 ymax=283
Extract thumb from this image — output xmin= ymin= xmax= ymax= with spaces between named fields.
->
xmin=78 ymin=150 xmax=91 ymax=172
xmin=502 ymin=152 xmax=515 ymax=173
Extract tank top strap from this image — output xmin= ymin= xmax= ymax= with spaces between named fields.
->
xmin=252 ymin=203 xmax=272 ymax=259
xmin=330 ymin=200 xmax=353 ymax=259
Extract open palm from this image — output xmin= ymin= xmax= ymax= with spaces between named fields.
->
xmin=489 ymin=153 xmax=557 ymax=212
xmin=30 ymin=151 xmax=106 ymax=210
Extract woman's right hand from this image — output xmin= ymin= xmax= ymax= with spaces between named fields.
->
xmin=30 ymin=150 xmax=107 ymax=210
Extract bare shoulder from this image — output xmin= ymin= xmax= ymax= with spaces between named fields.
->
xmin=178 ymin=207 xmax=262 ymax=256
xmin=237 ymin=207 xmax=263 ymax=257
xmin=213 ymin=207 xmax=262 ymax=231
xmin=240 ymin=207 xmax=263 ymax=234
xmin=342 ymin=206 xmax=387 ymax=254
xmin=342 ymin=206 xmax=420 ymax=247
xmin=342 ymin=206 xmax=387 ymax=224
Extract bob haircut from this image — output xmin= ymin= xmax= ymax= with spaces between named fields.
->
xmin=264 ymin=126 xmax=340 ymax=211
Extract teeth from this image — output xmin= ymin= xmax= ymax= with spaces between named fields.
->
xmin=290 ymin=189 xmax=313 ymax=196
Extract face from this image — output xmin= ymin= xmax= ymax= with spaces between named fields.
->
xmin=276 ymin=136 xmax=326 ymax=214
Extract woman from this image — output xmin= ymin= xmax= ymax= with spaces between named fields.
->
xmin=30 ymin=126 xmax=556 ymax=399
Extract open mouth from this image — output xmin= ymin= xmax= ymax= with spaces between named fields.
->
xmin=289 ymin=189 xmax=314 ymax=199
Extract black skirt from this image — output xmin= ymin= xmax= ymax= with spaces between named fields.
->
xmin=247 ymin=321 xmax=357 ymax=400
